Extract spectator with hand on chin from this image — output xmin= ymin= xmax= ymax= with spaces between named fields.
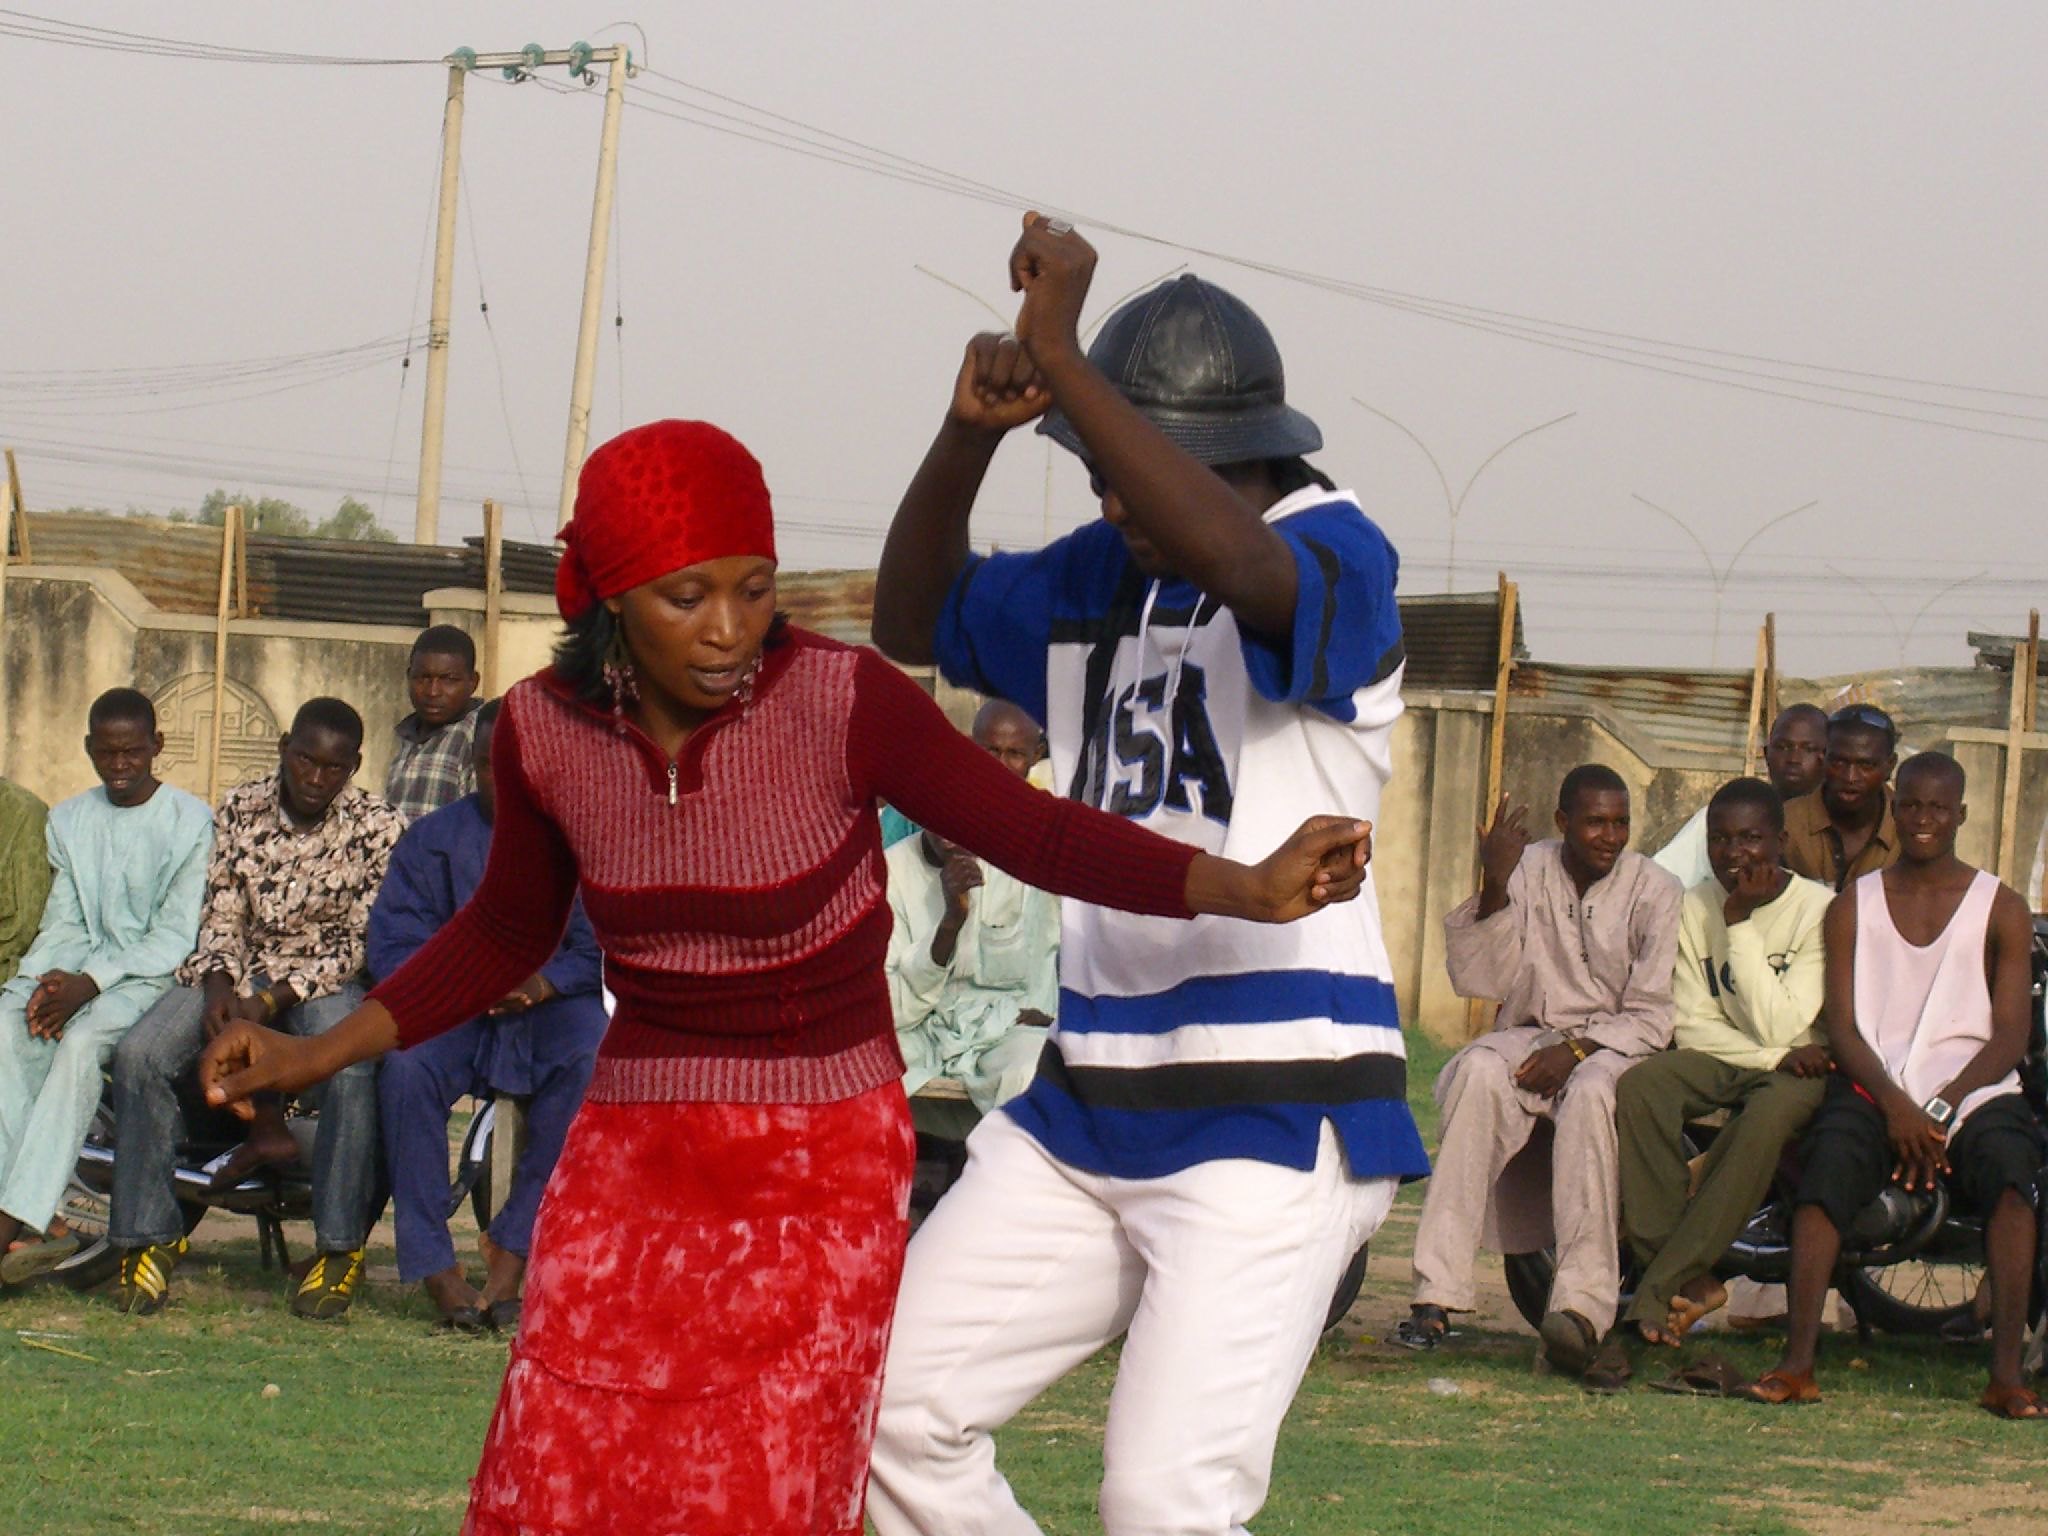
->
xmin=1614 ymin=778 xmax=1834 ymax=1352
xmin=888 ymin=700 xmax=1061 ymax=1122
xmin=0 ymin=689 xmax=211 ymax=1286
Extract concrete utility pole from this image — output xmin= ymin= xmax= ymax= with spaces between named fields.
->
xmin=411 ymin=45 xmax=633 ymax=545
xmin=415 ymin=63 xmax=467 ymax=546
xmin=559 ymin=53 xmax=630 ymax=530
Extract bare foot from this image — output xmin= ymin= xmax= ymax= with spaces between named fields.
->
xmin=207 ymin=1105 xmax=302 ymax=1190
xmin=478 ymin=1238 xmax=526 ymax=1310
xmin=1633 ymin=1317 xmax=1682 ymax=1348
xmin=1666 ymin=1276 xmax=1729 ymax=1338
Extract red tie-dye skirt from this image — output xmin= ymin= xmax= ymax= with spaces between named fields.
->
xmin=461 ymin=1079 xmax=916 ymax=1536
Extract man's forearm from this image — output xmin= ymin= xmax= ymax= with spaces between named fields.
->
xmin=873 ymin=420 xmax=1000 ymax=662
xmin=1034 ymin=347 xmax=1297 ymax=637
xmin=1830 ymin=1029 xmax=1905 ymax=1108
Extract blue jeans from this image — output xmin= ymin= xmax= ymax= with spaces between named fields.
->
xmin=110 ymin=981 xmax=379 ymax=1254
xmin=379 ymin=999 xmax=605 ymax=1283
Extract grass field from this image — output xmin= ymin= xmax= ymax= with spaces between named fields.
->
xmin=3 ymin=1033 xmax=2045 ymax=1535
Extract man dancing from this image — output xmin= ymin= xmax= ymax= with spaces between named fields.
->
xmin=867 ymin=215 xmax=1425 ymax=1534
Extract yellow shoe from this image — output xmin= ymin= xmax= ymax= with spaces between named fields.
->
xmin=114 ymin=1237 xmax=190 ymax=1316
xmin=291 ymin=1248 xmax=365 ymax=1322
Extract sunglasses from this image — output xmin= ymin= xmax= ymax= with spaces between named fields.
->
xmin=1828 ymin=704 xmax=1897 ymax=746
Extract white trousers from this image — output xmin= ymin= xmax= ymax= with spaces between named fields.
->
xmin=868 ymin=1112 xmax=1396 ymax=1536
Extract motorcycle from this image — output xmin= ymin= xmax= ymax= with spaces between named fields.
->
xmin=48 ymin=1074 xmax=507 ymax=1292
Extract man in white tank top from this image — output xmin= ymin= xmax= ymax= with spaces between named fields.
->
xmin=1740 ymin=753 xmax=2045 ymax=1417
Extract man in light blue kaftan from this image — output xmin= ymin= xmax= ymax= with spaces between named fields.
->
xmin=0 ymin=690 xmax=212 ymax=1280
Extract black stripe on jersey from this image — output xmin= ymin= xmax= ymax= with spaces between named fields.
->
xmin=1301 ymin=536 xmax=1341 ymax=699
xmin=1368 ymin=637 xmax=1406 ymax=686
xmin=1037 ymin=1043 xmax=1408 ymax=1110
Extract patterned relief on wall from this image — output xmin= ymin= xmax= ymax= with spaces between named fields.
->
xmin=150 ymin=672 xmax=279 ymax=788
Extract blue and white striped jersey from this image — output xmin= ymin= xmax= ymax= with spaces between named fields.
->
xmin=934 ymin=485 xmax=1431 ymax=1181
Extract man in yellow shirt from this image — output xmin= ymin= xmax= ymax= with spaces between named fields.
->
xmin=1615 ymin=778 xmax=1834 ymax=1345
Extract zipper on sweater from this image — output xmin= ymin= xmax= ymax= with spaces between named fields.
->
xmin=667 ymin=762 xmax=678 ymax=806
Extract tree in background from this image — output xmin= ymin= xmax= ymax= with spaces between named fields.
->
xmin=170 ymin=490 xmax=394 ymax=542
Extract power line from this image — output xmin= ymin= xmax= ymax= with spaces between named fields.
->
xmin=620 ymin=71 xmax=2048 ymax=441
xmin=0 ymin=10 xmax=437 ymax=66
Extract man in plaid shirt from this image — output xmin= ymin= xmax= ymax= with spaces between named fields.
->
xmin=384 ymin=625 xmax=484 ymax=821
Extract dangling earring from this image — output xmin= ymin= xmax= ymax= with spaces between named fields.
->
xmin=734 ymin=653 xmax=763 ymax=708
xmin=602 ymin=629 xmax=639 ymax=731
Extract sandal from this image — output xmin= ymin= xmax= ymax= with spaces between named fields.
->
xmin=1582 ymin=1337 xmax=1633 ymax=1395
xmin=0 ymin=1230 xmax=81 ymax=1287
xmin=1392 ymin=1305 xmax=1453 ymax=1351
xmin=1980 ymin=1383 xmax=2048 ymax=1421
xmin=1734 ymin=1368 xmax=1821 ymax=1405
xmin=1648 ymin=1354 xmax=1747 ymax=1397
xmin=436 ymin=1305 xmax=490 ymax=1335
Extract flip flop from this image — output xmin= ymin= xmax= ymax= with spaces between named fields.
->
xmin=485 ymin=1297 xmax=523 ymax=1334
xmin=1980 ymin=1383 xmax=2048 ymax=1421
xmin=1648 ymin=1355 xmax=1747 ymax=1397
xmin=0 ymin=1231 xmax=81 ymax=1287
xmin=1734 ymin=1368 xmax=1821 ymax=1405
xmin=1582 ymin=1337 xmax=1633 ymax=1395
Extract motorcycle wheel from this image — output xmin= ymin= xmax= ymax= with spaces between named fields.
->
xmin=1323 ymin=1244 xmax=1371 ymax=1331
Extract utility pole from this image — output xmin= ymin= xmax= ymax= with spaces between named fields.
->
xmin=559 ymin=52 xmax=630 ymax=529
xmin=412 ymin=45 xmax=632 ymax=545
xmin=415 ymin=62 xmax=467 ymax=546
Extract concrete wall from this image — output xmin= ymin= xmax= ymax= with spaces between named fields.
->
xmin=6 ymin=563 xmax=2044 ymax=1044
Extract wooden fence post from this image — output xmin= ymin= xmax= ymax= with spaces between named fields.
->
xmin=1467 ymin=572 xmax=1520 ymax=1037
xmin=1995 ymin=610 xmax=2040 ymax=886
xmin=3 ymin=450 xmax=30 ymax=566
xmin=206 ymin=506 xmax=243 ymax=804
xmin=481 ymin=500 xmax=505 ymax=697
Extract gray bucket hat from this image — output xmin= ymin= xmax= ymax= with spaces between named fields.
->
xmin=1038 ymin=273 xmax=1323 ymax=466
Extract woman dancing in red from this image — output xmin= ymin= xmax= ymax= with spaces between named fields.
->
xmin=202 ymin=419 xmax=1371 ymax=1536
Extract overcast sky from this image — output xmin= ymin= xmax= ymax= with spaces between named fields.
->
xmin=4 ymin=2 xmax=2044 ymax=675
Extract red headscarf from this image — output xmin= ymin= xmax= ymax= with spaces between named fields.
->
xmin=555 ymin=420 xmax=778 ymax=620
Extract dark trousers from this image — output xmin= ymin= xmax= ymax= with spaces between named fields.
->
xmin=379 ymin=1005 xmax=605 ymax=1284
xmin=1616 ymin=1050 xmax=1823 ymax=1325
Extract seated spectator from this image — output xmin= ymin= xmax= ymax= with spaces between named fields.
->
xmin=1784 ymin=705 xmax=1899 ymax=891
xmin=1742 ymin=753 xmax=2043 ymax=1414
xmin=0 ymin=777 xmax=53 ymax=988
xmin=385 ymin=625 xmax=484 ymax=821
xmin=888 ymin=701 xmax=1059 ymax=1119
xmin=0 ymin=690 xmax=212 ymax=1284
xmin=108 ymin=698 xmax=405 ymax=1320
xmin=1398 ymin=765 xmax=1681 ymax=1391
xmin=1654 ymin=705 xmax=1827 ymax=890
xmin=1615 ymin=778 xmax=1832 ymax=1346
xmin=371 ymin=700 xmax=606 ymax=1332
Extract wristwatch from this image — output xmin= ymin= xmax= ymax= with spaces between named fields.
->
xmin=1921 ymin=1095 xmax=1956 ymax=1129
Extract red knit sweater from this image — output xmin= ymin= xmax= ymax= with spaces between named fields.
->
xmin=370 ymin=627 xmax=1198 ymax=1104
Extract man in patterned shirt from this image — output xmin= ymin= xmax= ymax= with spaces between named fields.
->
xmin=384 ymin=625 xmax=484 ymax=821
xmin=109 ymin=697 xmax=406 ymax=1320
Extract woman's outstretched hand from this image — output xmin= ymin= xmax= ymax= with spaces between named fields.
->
xmin=1187 ymin=816 xmax=1373 ymax=923
xmin=200 ymin=1023 xmax=324 ymax=1120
